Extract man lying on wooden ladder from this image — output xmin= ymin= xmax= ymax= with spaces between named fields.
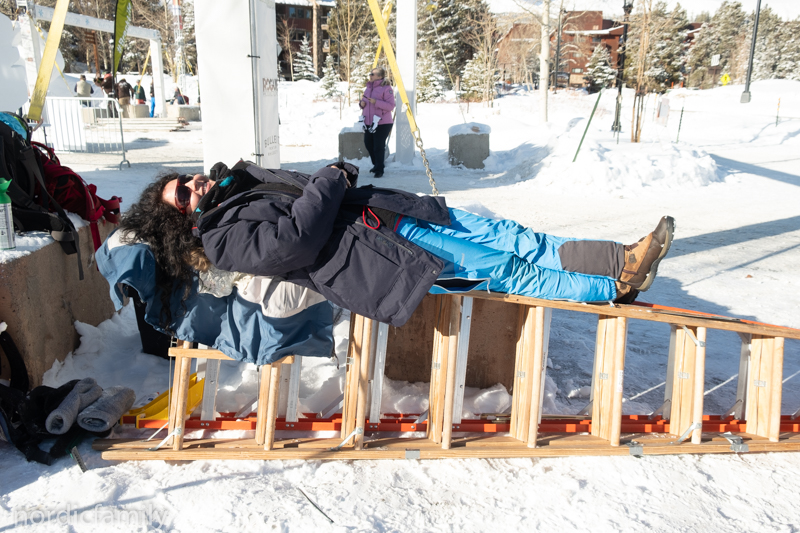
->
xmin=105 ymin=160 xmax=675 ymax=339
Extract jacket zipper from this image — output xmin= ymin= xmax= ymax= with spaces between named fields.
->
xmin=354 ymin=218 xmax=415 ymax=256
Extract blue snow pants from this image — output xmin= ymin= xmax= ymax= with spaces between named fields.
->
xmin=396 ymin=208 xmax=619 ymax=302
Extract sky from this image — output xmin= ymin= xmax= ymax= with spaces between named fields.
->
xmin=489 ymin=0 xmax=800 ymax=20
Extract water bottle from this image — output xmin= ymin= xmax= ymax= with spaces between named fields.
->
xmin=0 ymin=178 xmax=16 ymax=250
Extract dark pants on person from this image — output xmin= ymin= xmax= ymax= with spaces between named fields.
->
xmin=364 ymin=123 xmax=393 ymax=173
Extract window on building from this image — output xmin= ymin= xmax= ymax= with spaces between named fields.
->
xmin=572 ymin=68 xmax=583 ymax=73
xmin=592 ymin=36 xmax=601 ymax=43
xmin=289 ymin=7 xmax=296 ymax=17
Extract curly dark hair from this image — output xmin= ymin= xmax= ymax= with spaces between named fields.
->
xmin=118 ymin=172 xmax=207 ymax=330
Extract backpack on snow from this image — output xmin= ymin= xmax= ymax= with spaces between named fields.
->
xmin=33 ymin=142 xmax=121 ymax=252
xmin=0 ymin=112 xmax=121 ymax=279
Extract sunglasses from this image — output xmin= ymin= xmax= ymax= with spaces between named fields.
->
xmin=174 ymin=174 xmax=192 ymax=215
xmin=369 ymin=72 xmax=379 ymax=77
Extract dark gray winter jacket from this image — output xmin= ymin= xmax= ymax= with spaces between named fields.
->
xmin=193 ymin=162 xmax=450 ymax=326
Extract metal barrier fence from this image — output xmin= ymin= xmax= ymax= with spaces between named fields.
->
xmin=25 ymin=97 xmax=130 ymax=169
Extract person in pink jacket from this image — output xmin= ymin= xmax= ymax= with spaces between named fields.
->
xmin=359 ymin=67 xmax=396 ymax=178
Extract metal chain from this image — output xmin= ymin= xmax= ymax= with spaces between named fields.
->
xmin=414 ymin=131 xmax=439 ymax=196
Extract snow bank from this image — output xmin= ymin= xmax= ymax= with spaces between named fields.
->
xmin=530 ymin=139 xmax=721 ymax=193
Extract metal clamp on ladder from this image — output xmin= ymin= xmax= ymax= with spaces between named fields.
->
xmin=721 ymin=432 xmax=749 ymax=453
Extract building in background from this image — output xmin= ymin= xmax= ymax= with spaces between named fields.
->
xmin=276 ymin=0 xmax=335 ymax=80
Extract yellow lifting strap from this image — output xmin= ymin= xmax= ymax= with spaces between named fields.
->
xmin=366 ymin=0 xmax=439 ymax=195
xmin=140 ymin=47 xmax=152 ymax=78
xmin=367 ymin=0 xmax=418 ymax=135
xmin=372 ymin=0 xmax=393 ymax=69
xmin=27 ymin=0 xmax=70 ymax=122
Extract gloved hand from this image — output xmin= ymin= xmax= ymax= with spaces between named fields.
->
xmin=329 ymin=161 xmax=359 ymax=188
xmin=369 ymin=115 xmax=381 ymax=133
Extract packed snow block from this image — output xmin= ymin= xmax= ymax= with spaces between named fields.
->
xmin=449 ymin=123 xmax=491 ymax=169
xmin=167 ymin=104 xmax=201 ymax=121
xmin=384 ymin=294 xmax=518 ymax=390
xmin=0 ymin=223 xmax=117 ymax=387
xmin=338 ymin=126 xmax=369 ymax=161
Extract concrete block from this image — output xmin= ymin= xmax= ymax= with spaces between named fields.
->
xmin=167 ymin=104 xmax=201 ymax=121
xmin=0 ymin=222 xmax=118 ymax=387
xmin=338 ymin=128 xmax=369 ymax=161
xmin=448 ymin=123 xmax=491 ymax=169
xmin=124 ymin=104 xmax=150 ymax=118
xmin=384 ymin=294 xmax=518 ymax=390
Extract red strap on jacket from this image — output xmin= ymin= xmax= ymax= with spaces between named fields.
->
xmin=362 ymin=206 xmax=380 ymax=229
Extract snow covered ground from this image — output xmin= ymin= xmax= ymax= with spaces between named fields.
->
xmin=1 ymin=80 xmax=799 ymax=532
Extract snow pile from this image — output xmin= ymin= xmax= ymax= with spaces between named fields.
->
xmin=530 ymin=138 xmax=721 ymax=193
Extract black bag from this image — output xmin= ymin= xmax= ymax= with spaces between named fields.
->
xmin=0 ymin=112 xmax=84 ymax=279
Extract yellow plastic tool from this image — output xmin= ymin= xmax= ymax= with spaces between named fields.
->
xmin=123 ymin=374 xmax=207 ymax=428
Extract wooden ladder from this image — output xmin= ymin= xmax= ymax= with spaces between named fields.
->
xmin=95 ymin=293 xmax=800 ymax=461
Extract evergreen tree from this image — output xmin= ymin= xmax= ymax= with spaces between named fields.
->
xmin=584 ymin=45 xmax=616 ymax=92
xmin=647 ymin=3 xmax=689 ymax=90
xmin=776 ymin=20 xmax=800 ymax=81
xmin=417 ymin=0 xmax=491 ymax=89
xmin=416 ymin=48 xmax=446 ymax=102
xmin=750 ymin=7 xmax=784 ymax=81
xmin=320 ymin=54 xmax=341 ymax=98
xmin=349 ymin=51 xmax=372 ymax=101
xmin=293 ymin=36 xmax=318 ymax=81
xmin=460 ymin=50 xmax=497 ymax=101
xmin=625 ymin=1 xmax=689 ymax=92
xmin=687 ymin=1 xmax=747 ymax=87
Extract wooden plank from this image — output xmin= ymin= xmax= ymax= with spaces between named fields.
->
xmin=745 ymin=335 xmax=764 ymax=436
xmin=590 ymin=315 xmax=610 ymax=439
xmin=100 ymin=435 xmax=800 ymax=461
xmin=756 ymin=337 xmax=775 ymax=440
xmin=609 ymin=317 xmax=628 ymax=446
xmin=166 ymin=342 xmax=185 ymax=447
xmin=171 ymin=349 xmax=193 ymax=451
xmin=526 ymin=307 xmax=547 ymax=448
xmin=670 ymin=327 xmax=697 ymax=438
xmin=342 ymin=314 xmax=364 ymax=440
xmin=600 ymin=316 xmax=617 ymax=441
xmin=458 ymin=292 xmax=800 ymax=340
xmin=691 ymin=327 xmax=707 ymax=444
xmin=509 ymin=305 xmax=529 ymax=440
xmin=94 ymin=431 xmax=800 ymax=452
xmin=428 ymin=296 xmax=452 ymax=444
xmin=168 ymin=348 xmax=294 ymax=365
xmin=254 ymin=365 xmax=270 ymax=446
xmin=442 ymin=297 xmax=463 ymax=449
xmin=354 ymin=318 xmax=375 ymax=450
xmin=263 ymin=362 xmax=282 ymax=451
xmin=769 ymin=338 xmax=785 ymax=442
xmin=733 ymin=333 xmax=752 ymax=419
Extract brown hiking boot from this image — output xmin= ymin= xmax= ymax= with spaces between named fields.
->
xmin=619 ymin=216 xmax=675 ymax=291
xmin=614 ymin=281 xmax=639 ymax=304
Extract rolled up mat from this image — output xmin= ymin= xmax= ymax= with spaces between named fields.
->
xmin=45 ymin=378 xmax=103 ymax=435
xmin=77 ymin=387 xmax=136 ymax=433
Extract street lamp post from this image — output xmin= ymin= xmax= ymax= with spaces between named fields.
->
xmin=741 ymin=0 xmax=762 ymax=103
xmin=611 ymin=0 xmax=633 ymax=132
